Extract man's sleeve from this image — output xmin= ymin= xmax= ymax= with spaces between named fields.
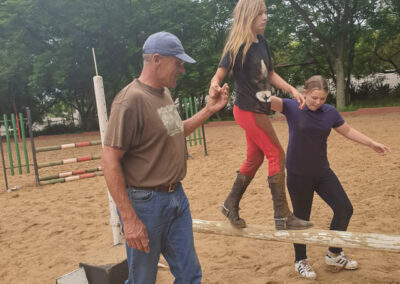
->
xmin=104 ymin=103 xmax=140 ymax=151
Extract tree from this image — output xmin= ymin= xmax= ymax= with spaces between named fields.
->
xmin=0 ymin=0 xmax=43 ymax=120
xmin=265 ymin=0 xmax=322 ymax=88
xmin=285 ymin=0 xmax=376 ymax=110
xmin=1 ymin=0 xmax=397 ymax=127
xmin=0 ymin=0 xmax=237 ymax=127
xmin=369 ymin=0 xmax=400 ymax=74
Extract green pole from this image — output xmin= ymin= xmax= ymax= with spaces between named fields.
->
xmin=184 ymin=97 xmax=192 ymax=146
xmin=3 ymin=114 xmax=14 ymax=176
xmin=89 ymin=140 xmax=102 ymax=146
xmin=19 ymin=113 xmax=29 ymax=173
xmin=39 ymin=173 xmax=61 ymax=181
xmin=40 ymin=177 xmax=65 ymax=185
xmin=189 ymin=97 xmax=197 ymax=145
xmin=193 ymin=97 xmax=202 ymax=145
xmin=11 ymin=114 xmax=22 ymax=174
xmin=38 ymin=160 xmax=63 ymax=169
xmin=36 ymin=145 xmax=62 ymax=152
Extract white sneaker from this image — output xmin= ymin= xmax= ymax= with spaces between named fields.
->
xmin=294 ymin=259 xmax=317 ymax=279
xmin=325 ymin=251 xmax=359 ymax=270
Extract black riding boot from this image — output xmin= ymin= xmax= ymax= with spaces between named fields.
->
xmin=221 ymin=172 xmax=252 ymax=228
xmin=268 ymin=172 xmax=313 ymax=230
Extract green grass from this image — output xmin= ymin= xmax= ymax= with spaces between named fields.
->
xmin=342 ymin=97 xmax=400 ymax=112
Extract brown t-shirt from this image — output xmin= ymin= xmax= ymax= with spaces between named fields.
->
xmin=104 ymin=79 xmax=186 ymax=187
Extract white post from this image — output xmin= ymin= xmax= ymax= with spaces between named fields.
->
xmin=92 ymin=49 xmax=123 ymax=245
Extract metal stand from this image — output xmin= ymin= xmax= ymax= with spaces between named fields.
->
xmin=26 ymin=107 xmax=40 ymax=187
xmin=0 ymin=133 xmax=8 ymax=191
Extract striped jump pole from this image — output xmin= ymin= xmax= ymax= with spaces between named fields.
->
xmin=40 ymin=171 xmax=104 ymax=185
xmin=36 ymin=140 xmax=101 ymax=153
xmin=37 ymin=155 xmax=101 ymax=169
xmin=192 ymin=219 xmax=400 ymax=253
xmin=39 ymin=166 xmax=102 ymax=181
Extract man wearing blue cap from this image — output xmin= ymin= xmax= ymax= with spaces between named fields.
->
xmin=102 ymin=31 xmax=229 ymax=284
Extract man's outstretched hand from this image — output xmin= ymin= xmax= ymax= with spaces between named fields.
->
xmin=207 ymin=83 xmax=229 ymax=113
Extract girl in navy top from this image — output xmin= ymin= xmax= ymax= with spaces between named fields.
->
xmin=270 ymin=75 xmax=390 ymax=279
xmin=209 ymin=0 xmax=312 ymax=231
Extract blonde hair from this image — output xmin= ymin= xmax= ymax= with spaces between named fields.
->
xmin=304 ymin=75 xmax=329 ymax=93
xmin=222 ymin=0 xmax=266 ymax=67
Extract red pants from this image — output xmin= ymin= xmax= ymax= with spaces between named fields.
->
xmin=234 ymin=105 xmax=285 ymax=177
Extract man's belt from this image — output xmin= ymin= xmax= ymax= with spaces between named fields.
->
xmin=133 ymin=183 xmax=178 ymax=193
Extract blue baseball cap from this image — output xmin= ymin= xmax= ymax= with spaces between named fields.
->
xmin=143 ymin=31 xmax=196 ymax=64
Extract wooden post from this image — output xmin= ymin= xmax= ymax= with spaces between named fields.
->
xmin=192 ymin=219 xmax=400 ymax=253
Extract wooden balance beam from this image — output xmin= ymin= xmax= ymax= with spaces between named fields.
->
xmin=192 ymin=219 xmax=400 ymax=253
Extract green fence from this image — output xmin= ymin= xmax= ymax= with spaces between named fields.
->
xmin=0 ymin=108 xmax=39 ymax=191
xmin=179 ymin=95 xmax=207 ymax=156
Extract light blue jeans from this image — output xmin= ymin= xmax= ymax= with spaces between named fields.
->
xmin=118 ymin=182 xmax=202 ymax=284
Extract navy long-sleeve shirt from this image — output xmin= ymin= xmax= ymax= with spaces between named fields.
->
xmin=282 ymin=99 xmax=345 ymax=177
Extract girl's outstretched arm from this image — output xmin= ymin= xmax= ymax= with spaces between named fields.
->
xmin=269 ymin=70 xmax=305 ymax=109
xmin=334 ymin=123 xmax=391 ymax=155
xmin=270 ymin=96 xmax=283 ymax=113
xmin=209 ymin=67 xmax=228 ymax=99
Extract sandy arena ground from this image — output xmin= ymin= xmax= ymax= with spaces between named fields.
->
xmin=0 ymin=107 xmax=399 ymax=283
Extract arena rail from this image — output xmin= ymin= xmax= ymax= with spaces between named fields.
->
xmin=192 ymin=219 xmax=400 ymax=253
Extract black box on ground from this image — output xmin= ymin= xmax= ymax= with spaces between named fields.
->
xmin=79 ymin=259 xmax=128 ymax=284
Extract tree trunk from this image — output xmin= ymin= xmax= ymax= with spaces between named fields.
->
xmin=335 ymin=58 xmax=346 ymax=111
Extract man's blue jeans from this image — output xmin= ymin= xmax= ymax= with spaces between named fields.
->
xmin=118 ymin=182 xmax=202 ymax=284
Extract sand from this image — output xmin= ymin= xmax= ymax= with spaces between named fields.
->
xmin=0 ymin=108 xmax=399 ymax=283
